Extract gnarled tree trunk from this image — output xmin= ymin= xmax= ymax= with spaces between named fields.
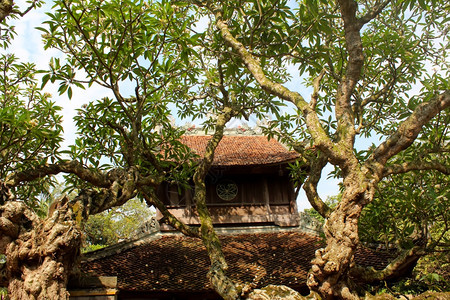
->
xmin=0 ymin=197 xmax=82 ymax=299
xmin=307 ymin=170 xmax=372 ymax=300
xmin=307 ymin=206 xmax=361 ymax=299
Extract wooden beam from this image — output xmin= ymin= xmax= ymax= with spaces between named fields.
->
xmin=68 ymin=276 xmax=117 ymax=289
xmin=69 ymin=288 xmax=118 ymax=297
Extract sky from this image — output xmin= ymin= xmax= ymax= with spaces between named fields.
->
xmin=5 ymin=0 xmax=346 ymax=211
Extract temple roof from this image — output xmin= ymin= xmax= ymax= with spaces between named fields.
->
xmin=180 ymin=135 xmax=300 ymax=166
xmin=80 ymin=230 xmax=394 ymax=294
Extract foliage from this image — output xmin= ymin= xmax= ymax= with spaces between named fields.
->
xmin=373 ymin=238 xmax=450 ymax=296
xmin=83 ymin=197 xmax=154 ymax=248
xmin=369 ymin=274 xmax=448 ymax=297
xmin=28 ymin=182 xmax=155 ymax=250
xmin=0 ymin=55 xmax=63 ymax=170
xmin=0 ymin=0 xmax=45 ymax=47
xmin=37 ymin=0 xmax=290 ymax=190
xmin=415 ymin=254 xmax=450 ymax=292
xmin=194 ymin=0 xmax=450 ymax=297
xmin=0 ymin=0 xmax=58 ymax=206
xmin=0 ymin=0 xmax=449 ymax=298
xmin=363 ymin=254 xmax=449 ymax=296
xmin=36 ymin=0 xmax=206 ymax=195
xmin=359 ymin=105 xmax=449 ymax=251
xmin=0 ymin=53 xmax=63 ymax=205
xmin=304 ymin=194 xmax=340 ymax=223
xmin=360 ymin=170 xmax=449 ymax=250
xmin=359 ymin=94 xmax=449 ymax=253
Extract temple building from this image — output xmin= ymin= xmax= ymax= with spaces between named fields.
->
xmin=157 ymin=130 xmax=302 ymax=229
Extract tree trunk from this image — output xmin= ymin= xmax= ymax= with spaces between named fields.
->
xmin=307 ymin=177 xmax=368 ymax=300
xmin=0 ymin=198 xmax=82 ymax=299
xmin=247 ymin=285 xmax=320 ymax=300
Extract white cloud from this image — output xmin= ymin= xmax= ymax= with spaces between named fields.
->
xmin=8 ymin=1 xmax=60 ymax=66
xmin=192 ymin=15 xmax=210 ymax=33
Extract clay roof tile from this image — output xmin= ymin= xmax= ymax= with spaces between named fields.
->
xmin=81 ymin=231 xmax=394 ymax=293
xmin=180 ymin=136 xmax=299 ymax=166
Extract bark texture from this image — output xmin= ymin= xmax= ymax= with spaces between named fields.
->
xmin=307 ymin=174 xmax=368 ymax=300
xmin=1 ymin=163 xmax=177 ymax=299
xmin=247 ymin=285 xmax=320 ymax=300
xmin=0 ymin=198 xmax=82 ymax=300
xmin=0 ymin=0 xmax=13 ymax=22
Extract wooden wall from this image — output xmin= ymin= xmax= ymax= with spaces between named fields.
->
xmin=158 ymin=174 xmax=295 ymax=208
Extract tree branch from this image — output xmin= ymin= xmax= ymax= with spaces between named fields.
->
xmin=211 ymin=6 xmax=344 ymax=166
xmin=5 ymin=160 xmax=111 ymax=188
xmin=310 ymin=69 xmax=326 ymax=110
xmin=335 ymin=0 xmax=363 ymax=148
xmin=371 ymin=90 xmax=450 ymax=166
xmin=383 ymin=160 xmax=450 ymax=177
xmin=15 ymin=0 xmax=39 ymax=17
xmin=0 ymin=0 xmax=13 ymax=22
xmin=0 ymin=181 xmax=13 ymax=205
xmin=350 ymin=246 xmax=425 ymax=283
xmin=303 ymin=152 xmax=332 ymax=218
xmin=73 ymin=168 xmax=139 ymax=217
xmin=360 ymin=74 xmax=397 ymax=108
xmin=358 ymin=0 xmax=391 ymax=26
xmin=192 ymin=106 xmax=240 ymax=300
xmin=140 ymin=187 xmax=200 ymax=238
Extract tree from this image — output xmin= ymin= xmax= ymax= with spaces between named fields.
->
xmin=1 ymin=0 xmax=197 ymax=297
xmin=0 ymin=27 xmax=70 ymax=297
xmin=36 ymin=0 xmax=286 ymax=298
xmin=1 ymin=0 xmax=282 ymax=298
xmin=187 ymin=0 xmax=449 ymax=298
xmin=1 ymin=0 xmax=449 ymax=299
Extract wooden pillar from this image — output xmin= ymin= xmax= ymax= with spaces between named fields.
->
xmin=263 ymin=178 xmax=273 ymax=221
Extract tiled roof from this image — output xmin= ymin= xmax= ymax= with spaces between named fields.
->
xmin=180 ymin=135 xmax=299 ymax=166
xmin=80 ymin=231 xmax=394 ymax=293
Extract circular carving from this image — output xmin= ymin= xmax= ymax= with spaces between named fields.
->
xmin=216 ymin=179 xmax=238 ymax=201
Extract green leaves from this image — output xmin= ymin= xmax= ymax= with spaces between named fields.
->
xmin=83 ymin=197 xmax=154 ymax=249
xmin=360 ymin=169 xmax=449 ymax=251
xmin=39 ymin=0 xmax=198 ymax=100
xmin=34 ymin=0 xmax=207 ymax=185
xmin=0 ymin=54 xmax=63 ymax=201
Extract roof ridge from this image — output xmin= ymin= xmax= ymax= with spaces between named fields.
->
xmin=82 ymin=231 xmax=171 ymax=262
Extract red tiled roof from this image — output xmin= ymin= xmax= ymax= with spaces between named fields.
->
xmin=180 ymin=135 xmax=300 ymax=166
xmin=80 ymin=231 xmax=394 ymax=293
